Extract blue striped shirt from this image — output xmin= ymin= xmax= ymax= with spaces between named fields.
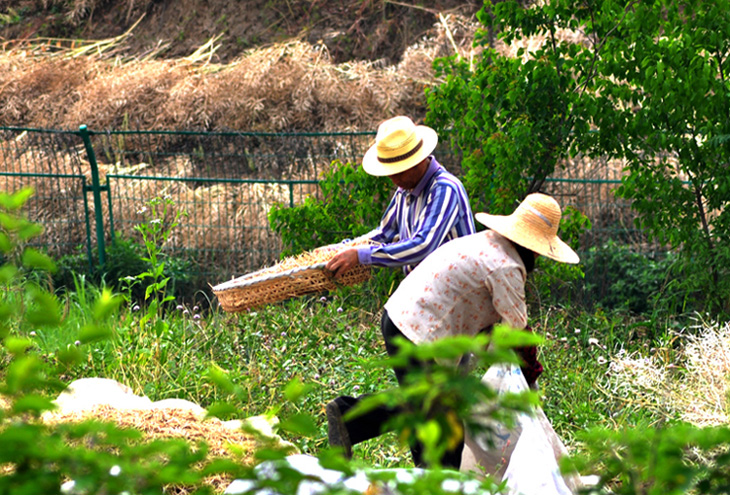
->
xmin=357 ymin=157 xmax=476 ymax=274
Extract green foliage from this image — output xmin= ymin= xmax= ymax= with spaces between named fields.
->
xmin=566 ymin=422 xmax=730 ymax=495
xmin=580 ymin=241 xmax=676 ymax=315
xmin=590 ymin=0 xmax=730 ymax=317
xmin=428 ymin=0 xmax=730 ymax=316
xmin=52 ymin=237 xmax=197 ymax=304
xmin=269 ymin=159 xmax=393 ymax=257
xmin=425 ymin=1 xmax=592 ymax=216
xmin=0 ymin=188 xmax=245 ymax=495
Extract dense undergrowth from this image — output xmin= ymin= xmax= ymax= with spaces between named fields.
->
xmin=5 ymin=186 xmax=730 ymax=494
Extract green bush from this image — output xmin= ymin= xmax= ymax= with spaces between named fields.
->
xmin=580 ymin=241 xmax=675 ymax=315
xmin=52 ymin=237 xmax=197 ymax=305
xmin=566 ymin=422 xmax=730 ymax=495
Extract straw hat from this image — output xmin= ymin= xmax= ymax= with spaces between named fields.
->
xmin=362 ymin=116 xmax=438 ymax=176
xmin=475 ymin=193 xmax=580 ymax=264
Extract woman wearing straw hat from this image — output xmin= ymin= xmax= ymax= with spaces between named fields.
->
xmin=326 ymin=115 xmax=475 ymax=277
xmin=326 ymin=193 xmax=579 ymax=469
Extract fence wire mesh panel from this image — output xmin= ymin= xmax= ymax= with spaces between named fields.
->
xmin=0 ymin=126 xmax=670 ymax=290
xmin=544 ymin=154 xmax=659 ymax=254
xmin=87 ymin=129 xmax=365 ymax=280
xmin=0 ymin=128 xmax=92 ymax=262
xmin=89 ymin=129 xmax=375 ymax=181
xmin=107 ymin=175 xmax=318 ymax=281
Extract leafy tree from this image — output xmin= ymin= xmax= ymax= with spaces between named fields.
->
xmin=426 ymin=0 xmax=730 ymax=315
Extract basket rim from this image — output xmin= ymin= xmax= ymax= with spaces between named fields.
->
xmin=212 ymin=261 xmax=343 ymax=292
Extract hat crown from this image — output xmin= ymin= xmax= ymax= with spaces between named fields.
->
xmin=376 ymin=116 xmax=420 ymax=158
xmin=515 ymin=193 xmax=562 ymax=237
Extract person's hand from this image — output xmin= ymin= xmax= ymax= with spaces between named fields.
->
xmin=325 ymin=248 xmax=360 ymax=278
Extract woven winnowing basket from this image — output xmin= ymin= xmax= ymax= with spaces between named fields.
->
xmin=212 ymin=240 xmax=376 ymax=313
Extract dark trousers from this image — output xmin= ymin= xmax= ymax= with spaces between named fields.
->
xmin=330 ymin=311 xmax=464 ymax=468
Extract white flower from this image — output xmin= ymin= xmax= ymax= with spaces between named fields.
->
xmin=150 ymin=218 xmax=162 ymax=224
xmin=574 ymin=328 xmax=581 ymax=334
xmin=597 ymin=356 xmax=608 ymax=365
xmin=109 ymin=465 xmax=121 ymax=476
xmin=588 ymin=338 xmax=600 ymax=346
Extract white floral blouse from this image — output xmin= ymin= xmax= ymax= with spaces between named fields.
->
xmin=384 ymin=230 xmax=528 ymax=345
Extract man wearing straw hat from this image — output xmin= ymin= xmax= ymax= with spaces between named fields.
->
xmin=326 ymin=115 xmax=475 ymax=277
xmin=326 ymin=193 xmax=579 ymax=469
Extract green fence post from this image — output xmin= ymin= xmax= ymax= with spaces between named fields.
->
xmin=78 ymin=125 xmax=107 ymax=267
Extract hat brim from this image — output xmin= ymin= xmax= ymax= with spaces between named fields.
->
xmin=362 ymin=126 xmax=438 ymax=177
xmin=475 ymin=212 xmax=580 ymax=264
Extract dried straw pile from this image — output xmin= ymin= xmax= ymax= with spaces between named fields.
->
xmin=608 ymin=319 xmax=730 ymax=427
xmin=43 ymin=405 xmax=258 ymax=493
xmin=0 ymin=12 xmax=479 ymax=132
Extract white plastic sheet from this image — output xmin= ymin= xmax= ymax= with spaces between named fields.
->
xmin=461 ymin=364 xmax=582 ymax=495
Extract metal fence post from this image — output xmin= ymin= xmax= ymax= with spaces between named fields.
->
xmin=78 ymin=125 xmax=107 ymax=267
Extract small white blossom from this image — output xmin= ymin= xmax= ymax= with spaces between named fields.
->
xmin=588 ymin=338 xmax=600 ymax=346
xmin=109 ymin=465 xmax=121 ymax=476
xmin=150 ymin=218 xmax=162 ymax=224
xmin=574 ymin=328 xmax=581 ymax=334
xmin=597 ymin=356 xmax=608 ymax=365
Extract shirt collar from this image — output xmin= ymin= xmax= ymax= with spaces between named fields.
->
xmin=407 ymin=156 xmax=440 ymax=197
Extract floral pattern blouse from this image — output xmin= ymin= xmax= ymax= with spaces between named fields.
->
xmin=384 ymin=230 xmax=528 ymax=345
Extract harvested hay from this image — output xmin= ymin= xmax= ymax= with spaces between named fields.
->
xmin=43 ymin=404 xmax=258 ymax=493
xmin=0 ymin=10 xmax=482 ymax=132
xmin=43 ymin=404 xmax=258 ymax=460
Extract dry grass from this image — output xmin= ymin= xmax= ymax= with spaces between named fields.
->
xmin=43 ymin=405 xmax=258 ymax=493
xmin=0 ymin=10 xmax=481 ymax=132
xmin=608 ymin=319 xmax=730 ymax=427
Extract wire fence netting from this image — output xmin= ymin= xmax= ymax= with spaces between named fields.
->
xmin=1 ymin=127 xmax=657 ymax=287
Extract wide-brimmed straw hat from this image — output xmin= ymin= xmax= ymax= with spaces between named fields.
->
xmin=475 ymin=193 xmax=580 ymax=264
xmin=362 ymin=116 xmax=438 ymax=176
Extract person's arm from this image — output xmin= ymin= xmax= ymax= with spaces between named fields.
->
xmin=486 ymin=266 xmax=528 ymax=330
xmin=359 ymin=181 xmax=466 ymax=270
xmin=325 ymin=192 xmax=402 ymax=277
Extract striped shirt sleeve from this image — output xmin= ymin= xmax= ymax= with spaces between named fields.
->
xmin=359 ymin=175 xmax=474 ymax=273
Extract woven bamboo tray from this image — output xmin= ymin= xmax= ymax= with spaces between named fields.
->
xmin=211 ymin=240 xmax=375 ymax=313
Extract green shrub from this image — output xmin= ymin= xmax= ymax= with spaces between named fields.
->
xmin=580 ymin=241 xmax=676 ymax=315
xmin=566 ymin=422 xmax=730 ymax=495
xmin=52 ymin=237 xmax=197 ymax=305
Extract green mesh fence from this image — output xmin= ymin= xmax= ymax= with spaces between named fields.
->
xmin=0 ymin=127 xmax=94 ymax=268
xmin=0 ymin=125 xmax=653 ymax=287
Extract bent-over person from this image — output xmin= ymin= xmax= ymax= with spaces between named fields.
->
xmin=326 ymin=193 xmax=580 ymax=468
